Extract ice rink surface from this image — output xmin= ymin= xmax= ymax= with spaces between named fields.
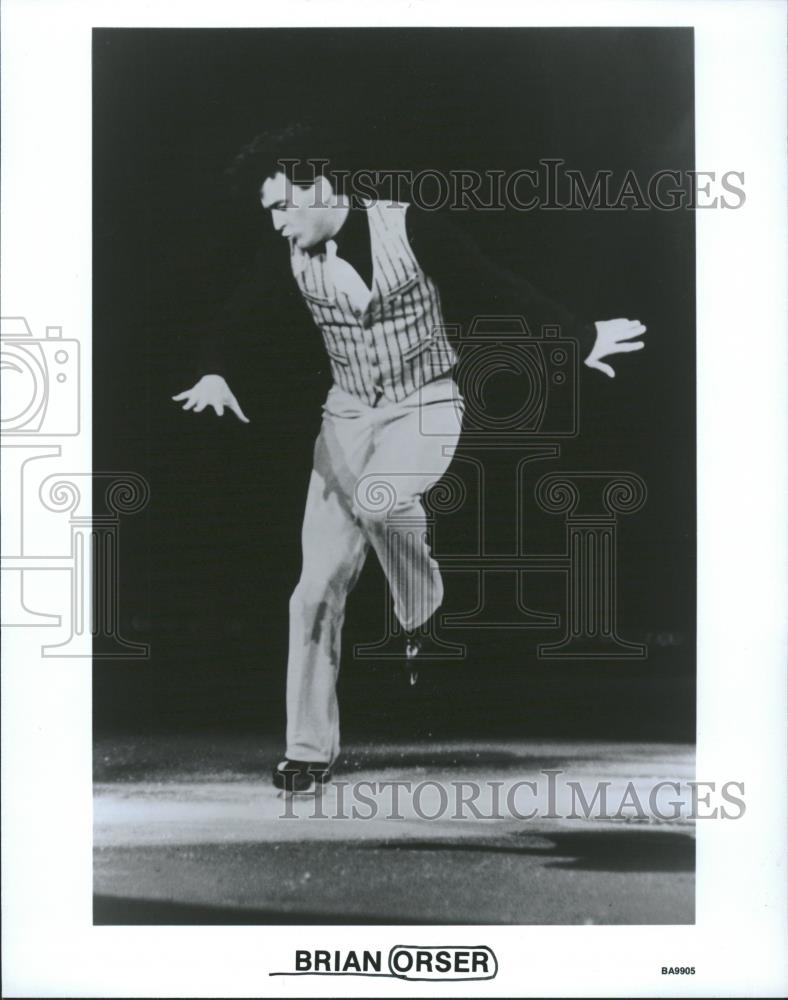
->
xmin=94 ymin=737 xmax=694 ymax=924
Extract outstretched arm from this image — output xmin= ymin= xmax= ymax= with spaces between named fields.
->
xmin=170 ymin=243 xmax=296 ymax=423
xmin=406 ymin=206 xmax=646 ymax=376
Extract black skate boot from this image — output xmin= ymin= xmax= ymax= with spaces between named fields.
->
xmin=272 ymin=758 xmax=332 ymax=794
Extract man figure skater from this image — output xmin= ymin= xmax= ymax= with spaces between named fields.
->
xmin=173 ymin=125 xmax=647 ymax=792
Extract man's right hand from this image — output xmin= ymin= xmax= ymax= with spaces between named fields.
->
xmin=171 ymin=374 xmax=250 ymax=423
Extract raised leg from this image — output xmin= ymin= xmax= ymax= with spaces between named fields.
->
xmin=354 ymin=379 xmax=463 ymax=630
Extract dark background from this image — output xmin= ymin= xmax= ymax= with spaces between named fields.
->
xmin=93 ymin=28 xmax=695 ymax=744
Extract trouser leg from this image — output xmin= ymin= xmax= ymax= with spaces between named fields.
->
xmin=354 ymin=379 xmax=464 ymax=630
xmin=285 ymin=404 xmax=372 ymax=765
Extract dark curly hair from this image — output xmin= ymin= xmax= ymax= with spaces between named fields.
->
xmin=225 ymin=121 xmax=352 ymax=201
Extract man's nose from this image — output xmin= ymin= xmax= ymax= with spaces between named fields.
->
xmin=271 ymin=209 xmax=286 ymax=231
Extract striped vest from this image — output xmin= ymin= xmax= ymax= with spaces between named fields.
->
xmin=290 ymin=200 xmax=456 ymax=404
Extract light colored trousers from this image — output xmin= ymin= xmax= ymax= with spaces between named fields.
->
xmin=286 ymin=376 xmax=464 ymax=763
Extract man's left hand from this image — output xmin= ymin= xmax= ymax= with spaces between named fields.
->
xmin=585 ymin=318 xmax=647 ymax=378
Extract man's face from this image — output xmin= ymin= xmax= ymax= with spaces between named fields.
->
xmin=261 ymin=172 xmax=337 ymax=250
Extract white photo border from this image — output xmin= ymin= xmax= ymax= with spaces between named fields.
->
xmin=2 ymin=0 xmax=786 ymax=997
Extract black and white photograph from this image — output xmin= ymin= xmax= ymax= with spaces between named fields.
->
xmin=2 ymin=1 xmax=786 ymax=997
xmin=91 ymin=24 xmax=697 ymax=927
